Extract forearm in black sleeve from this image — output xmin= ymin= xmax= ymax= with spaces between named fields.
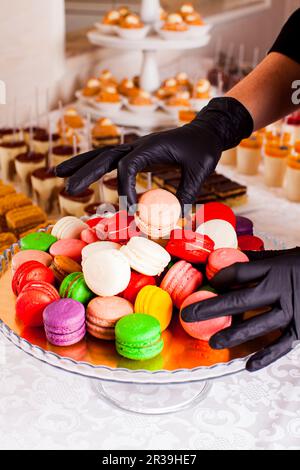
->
xmin=269 ymin=8 xmax=300 ymax=64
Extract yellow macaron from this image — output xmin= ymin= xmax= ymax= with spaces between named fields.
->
xmin=134 ymin=285 xmax=173 ymax=331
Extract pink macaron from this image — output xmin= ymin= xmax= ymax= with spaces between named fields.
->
xmin=135 ymin=189 xmax=181 ymax=239
xmin=86 ymin=296 xmax=133 ymax=340
xmin=49 ymin=239 xmax=87 ymax=264
xmin=80 ymin=228 xmax=99 ymax=244
xmin=11 ymin=250 xmax=53 ymax=275
xmin=180 ymin=290 xmax=232 ymax=341
xmin=160 ymin=260 xmax=203 ymax=309
xmin=206 ymin=248 xmax=249 ymax=280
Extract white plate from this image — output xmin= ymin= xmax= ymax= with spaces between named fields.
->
xmin=161 ymin=102 xmax=191 ymax=117
xmin=94 ymin=22 xmax=117 ymax=35
xmin=75 ymin=90 xmax=97 ymax=105
xmin=93 ymin=100 xmax=123 ymax=114
xmin=187 ymin=24 xmax=212 ymax=38
xmin=116 ymin=25 xmax=151 ymax=40
xmin=157 ymin=28 xmax=191 ymax=41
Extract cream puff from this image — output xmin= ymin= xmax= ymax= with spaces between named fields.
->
xmin=162 ymin=13 xmax=188 ymax=32
xmin=57 ymin=108 xmax=84 ymax=131
xmin=92 ymin=118 xmax=121 ymax=149
xmin=95 ymin=86 xmax=122 ymax=113
xmin=194 ymin=79 xmax=212 ymax=99
xmin=119 ymin=13 xmax=144 ymax=29
xmin=82 ymin=78 xmax=101 ymax=97
xmin=118 ymin=78 xmax=140 ymax=98
xmin=102 ymin=9 xmax=121 ymax=26
xmin=98 ymin=69 xmax=118 ymax=87
xmin=179 ymin=3 xmax=195 ymax=18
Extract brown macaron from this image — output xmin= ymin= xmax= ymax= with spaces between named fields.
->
xmin=50 ymin=255 xmax=82 ymax=284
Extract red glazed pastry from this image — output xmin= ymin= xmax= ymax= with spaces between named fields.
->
xmin=95 ymin=211 xmax=140 ymax=243
xmin=206 ymin=248 xmax=249 ymax=281
xmin=194 ymin=202 xmax=236 ymax=230
xmin=12 ymin=260 xmax=55 ymax=296
xmin=121 ymin=271 xmax=156 ymax=305
xmin=238 ymin=235 xmax=265 ymax=251
xmin=16 ymin=281 xmax=60 ymax=326
xmin=166 ymin=229 xmax=214 ymax=264
xmin=160 ymin=260 xmax=203 ymax=309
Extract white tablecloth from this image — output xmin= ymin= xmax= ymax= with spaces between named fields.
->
xmin=1 ymin=165 xmax=300 ymax=450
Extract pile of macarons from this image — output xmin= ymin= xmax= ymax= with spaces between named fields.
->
xmin=11 ymin=188 xmax=264 ymax=362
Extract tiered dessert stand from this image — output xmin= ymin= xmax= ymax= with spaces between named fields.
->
xmin=76 ymin=0 xmax=212 ymax=130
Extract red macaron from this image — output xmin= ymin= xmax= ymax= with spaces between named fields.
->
xmin=12 ymin=260 xmax=55 ymax=296
xmin=193 ymin=202 xmax=236 ymax=230
xmin=238 ymin=235 xmax=265 ymax=251
xmin=121 ymin=271 xmax=156 ymax=305
xmin=95 ymin=211 xmax=141 ymax=244
xmin=86 ymin=217 xmax=104 ymax=229
xmin=16 ymin=281 xmax=60 ymax=327
xmin=206 ymin=248 xmax=249 ymax=280
xmin=166 ymin=229 xmax=215 ymax=264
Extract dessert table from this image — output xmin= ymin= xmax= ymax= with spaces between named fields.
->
xmin=1 ymin=164 xmax=300 ymax=450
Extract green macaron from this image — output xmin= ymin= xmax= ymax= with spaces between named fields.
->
xmin=20 ymin=232 xmax=57 ymax=252
xmin=115 ymin=313 xmax=164 ymax=361
xmin=59 ymin=272 xmax=94 ymax=305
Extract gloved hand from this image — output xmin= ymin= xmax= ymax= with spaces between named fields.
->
xmin=181 ymin=250 xmax=300 ymax=372
xmin=55 ymin=97 xmax=253 ymax=209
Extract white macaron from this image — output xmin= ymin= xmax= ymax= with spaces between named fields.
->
xmin=51 ymin=216 xmax=88 ymax=240
xmin=196 ymin=219 xmax=238 ymax=250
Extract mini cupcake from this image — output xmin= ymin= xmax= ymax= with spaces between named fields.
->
xmin=82 ymin=78 xmax=101 ymax=97
xmin=95 ymin=86 xmax=122 ymax=113
xmin=160 ymin=13 xmax=189 ymax=39
xmin=164 ymin=91 xmax=191 ymax=116
xmin=92 ymin=118 xmax=121 ymax=149
xmin=117 ymin=13 xmax=149 ymax=40
xmin=118 ymin=78 xmax=140 ymax=98
xmin=127 ymin=90 xmax=157 ymax=113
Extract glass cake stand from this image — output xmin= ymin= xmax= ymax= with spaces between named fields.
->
xmin=0 ymin=233 xmax=286 ymax=414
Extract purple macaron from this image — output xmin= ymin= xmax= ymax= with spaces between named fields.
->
xmin=236 ymin=216 xmax=254 ymax=237
xmin=43 ymin=299 xmax=86 ymax=346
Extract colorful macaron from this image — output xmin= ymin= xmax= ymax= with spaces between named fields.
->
xmin=50 ymin=256 xmax=82 ymax=284
xmin=134 ymin=285 xmax=173 ymax=331
xmin=12 ymin=260 xmax=55 ymax=296
xmin=238 ymin=235 xmax=265 ymax=251
xmin=121 ymin=236 xmax=171 ymax=276
xmin=43 ymin=299 xmax=86 ymax=346
xmin=160 ymin=260 xmax=203 ymax=309
xmin=80 ymin=228 xmax=99 ymax=244
xmin=83 ymin=249 xmax=131 ymax=296
xmin=206 ymin=248 xmax=249 ymax=280
xmin=236 ymin=216 xmax=254 ymax=237
xmin=20 ymin=232 xmax=57 ymax=252
xmin=196 ymin=219 xmax=238 ymax=250
xmin=81 ymin=241 xmax=121 ymax=265
xmin=86 ymin=296 xmax=133 ymax=340
xmin=60 ymin=272 xmax=94 ymax=304
xmin=135 ymin=189 xmax=181 ymax=239
xmin=194 ymin=202 xmax=236 ymax=230
xmin=16 ymin=280 xmax=60 ymax=326
xmin=115 ymin=313 xmax=164 ymax=361
xmin=180 ymin=290 xmax=232 ymax=341
xmin=95 ymin=211 xmax=140 ymax=243
xmin=165 ymin=229 xmax=215 ymax=264
xmin=51 ymin=216 xmax=88 ymax=240
xmin=121 ymin=271 xmax=156 ymax=305
xmin=49 ymin=239 xmax=87 ymax=263
xmin=11 ymin=249 xmax=52 ymax=275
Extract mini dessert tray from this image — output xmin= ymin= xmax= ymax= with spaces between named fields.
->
xmin=0 ymin=229 xmax=285 ymax=414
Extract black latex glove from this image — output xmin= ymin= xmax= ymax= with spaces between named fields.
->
xmin=55 ymin=97 xmax=253 ymax=209
xmin=181 ymin=251 xmax=300 ymax=372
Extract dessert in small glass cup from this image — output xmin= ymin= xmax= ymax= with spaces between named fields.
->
xmin=163 ymin=91 xmax=191 ymax=116
xmin=95 ymin=86 xmax=123 ymax=113
xmin=284 ymin=153 xmax=300 ymax=202
xmin=191 ymin=78 xmax=212 ymax=110
xmin=0 ymin=128 xmax=22 ymax=143
xmin=127 ymin=90 xmax=158 ymax=113
xmin=117 ymin=13 xmax=150 ymax=39
xmin=220 ymin=147 xmax=237 ymax=166
xmin=82 ymin=78 xmax=101 ymax=98
xmin=15 ymin=151 xmax=46 ymax=196
xmin=31 ymin=167 xmax=64 ymax=213
xmin=0 ymin=140 xmax=28 ymax=182
xmin=91 ymin=118 xmax=121 ymax=149
xmin=51 ymin=144 xmax=79 ymax=167
xmin=59 ymin=188 xmax=95 ymax=218
xmin=32 ymin=131 xmax=60 ymax=154
xmin=285 ymin=112 xmax=300 ymax=144
xmin=237 ymin=133 xmax=263 ymax=175
xmin=159 ymin=13 xmax=190 ymax=40
xmin=98 ymin=9 xmax=121 ymax=34
xmin=264 ymin=143 xmax=290 ymax=187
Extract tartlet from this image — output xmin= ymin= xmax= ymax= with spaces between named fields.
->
xmin=92 ymin=118 xmax=121 ymax=149
xmin=95 ymin=86 xmax=122 ymax=113
xmin=102 ymin=9 xmax=121 ymax=26
xmin=118 ymin=78 xmax=140 ymax=98
xmin=127 ymin=91 xmax=157 ymax=113
xmin=117 ymin=13 xmax=149 ymax=39
xmin=161 ymin=13 xmax=189 ymax=33
xmin=58 ymin=108 xmax=84 ymax=130
xmin=82 ymin=78 xmax=101 ymax=97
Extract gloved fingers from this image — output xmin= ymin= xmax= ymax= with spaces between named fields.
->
xmin=55 ymin=145 xmax=130 ymax=177
xmin=244 ymin=247 xmax=300 ymax=262
xmin=181 ymin=285 xmax=272 ymax=323
xmin=246 ymin=328 xmax=295 ymax=372
xmin=65 ymin=145 xmax=131 ymax=195
xmin=210 ymin=307 xmax=288 ymax=350
xmin=211 ymin=260 xmax=271 ymax=291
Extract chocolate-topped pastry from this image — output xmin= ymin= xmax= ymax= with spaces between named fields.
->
xmin=0 ymin=128 xmax=22 ymax=143
xmin=51 ymin=144 xmax=77 ymax=167
xmin=92 ymin=118 xmax=121 ymax=149
xmin=102 ymin=176 xmax=118 ymax=204
xmin=23 ymin=126 xmax=46 ymax=145
xmin=0 ymin=140 xmax=28 ymax=182
xmin=15 ymin=151 xmax=46 ymax=196
xmin=59 ymin=188 xmax=95 ymax=217
xmin=32 ymin=131 xmax=61 ymax=154
xmin=31 ymin=167 xmax=64 ymax=213
xmin=84 ymin=202 xmax=119 ymax=217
